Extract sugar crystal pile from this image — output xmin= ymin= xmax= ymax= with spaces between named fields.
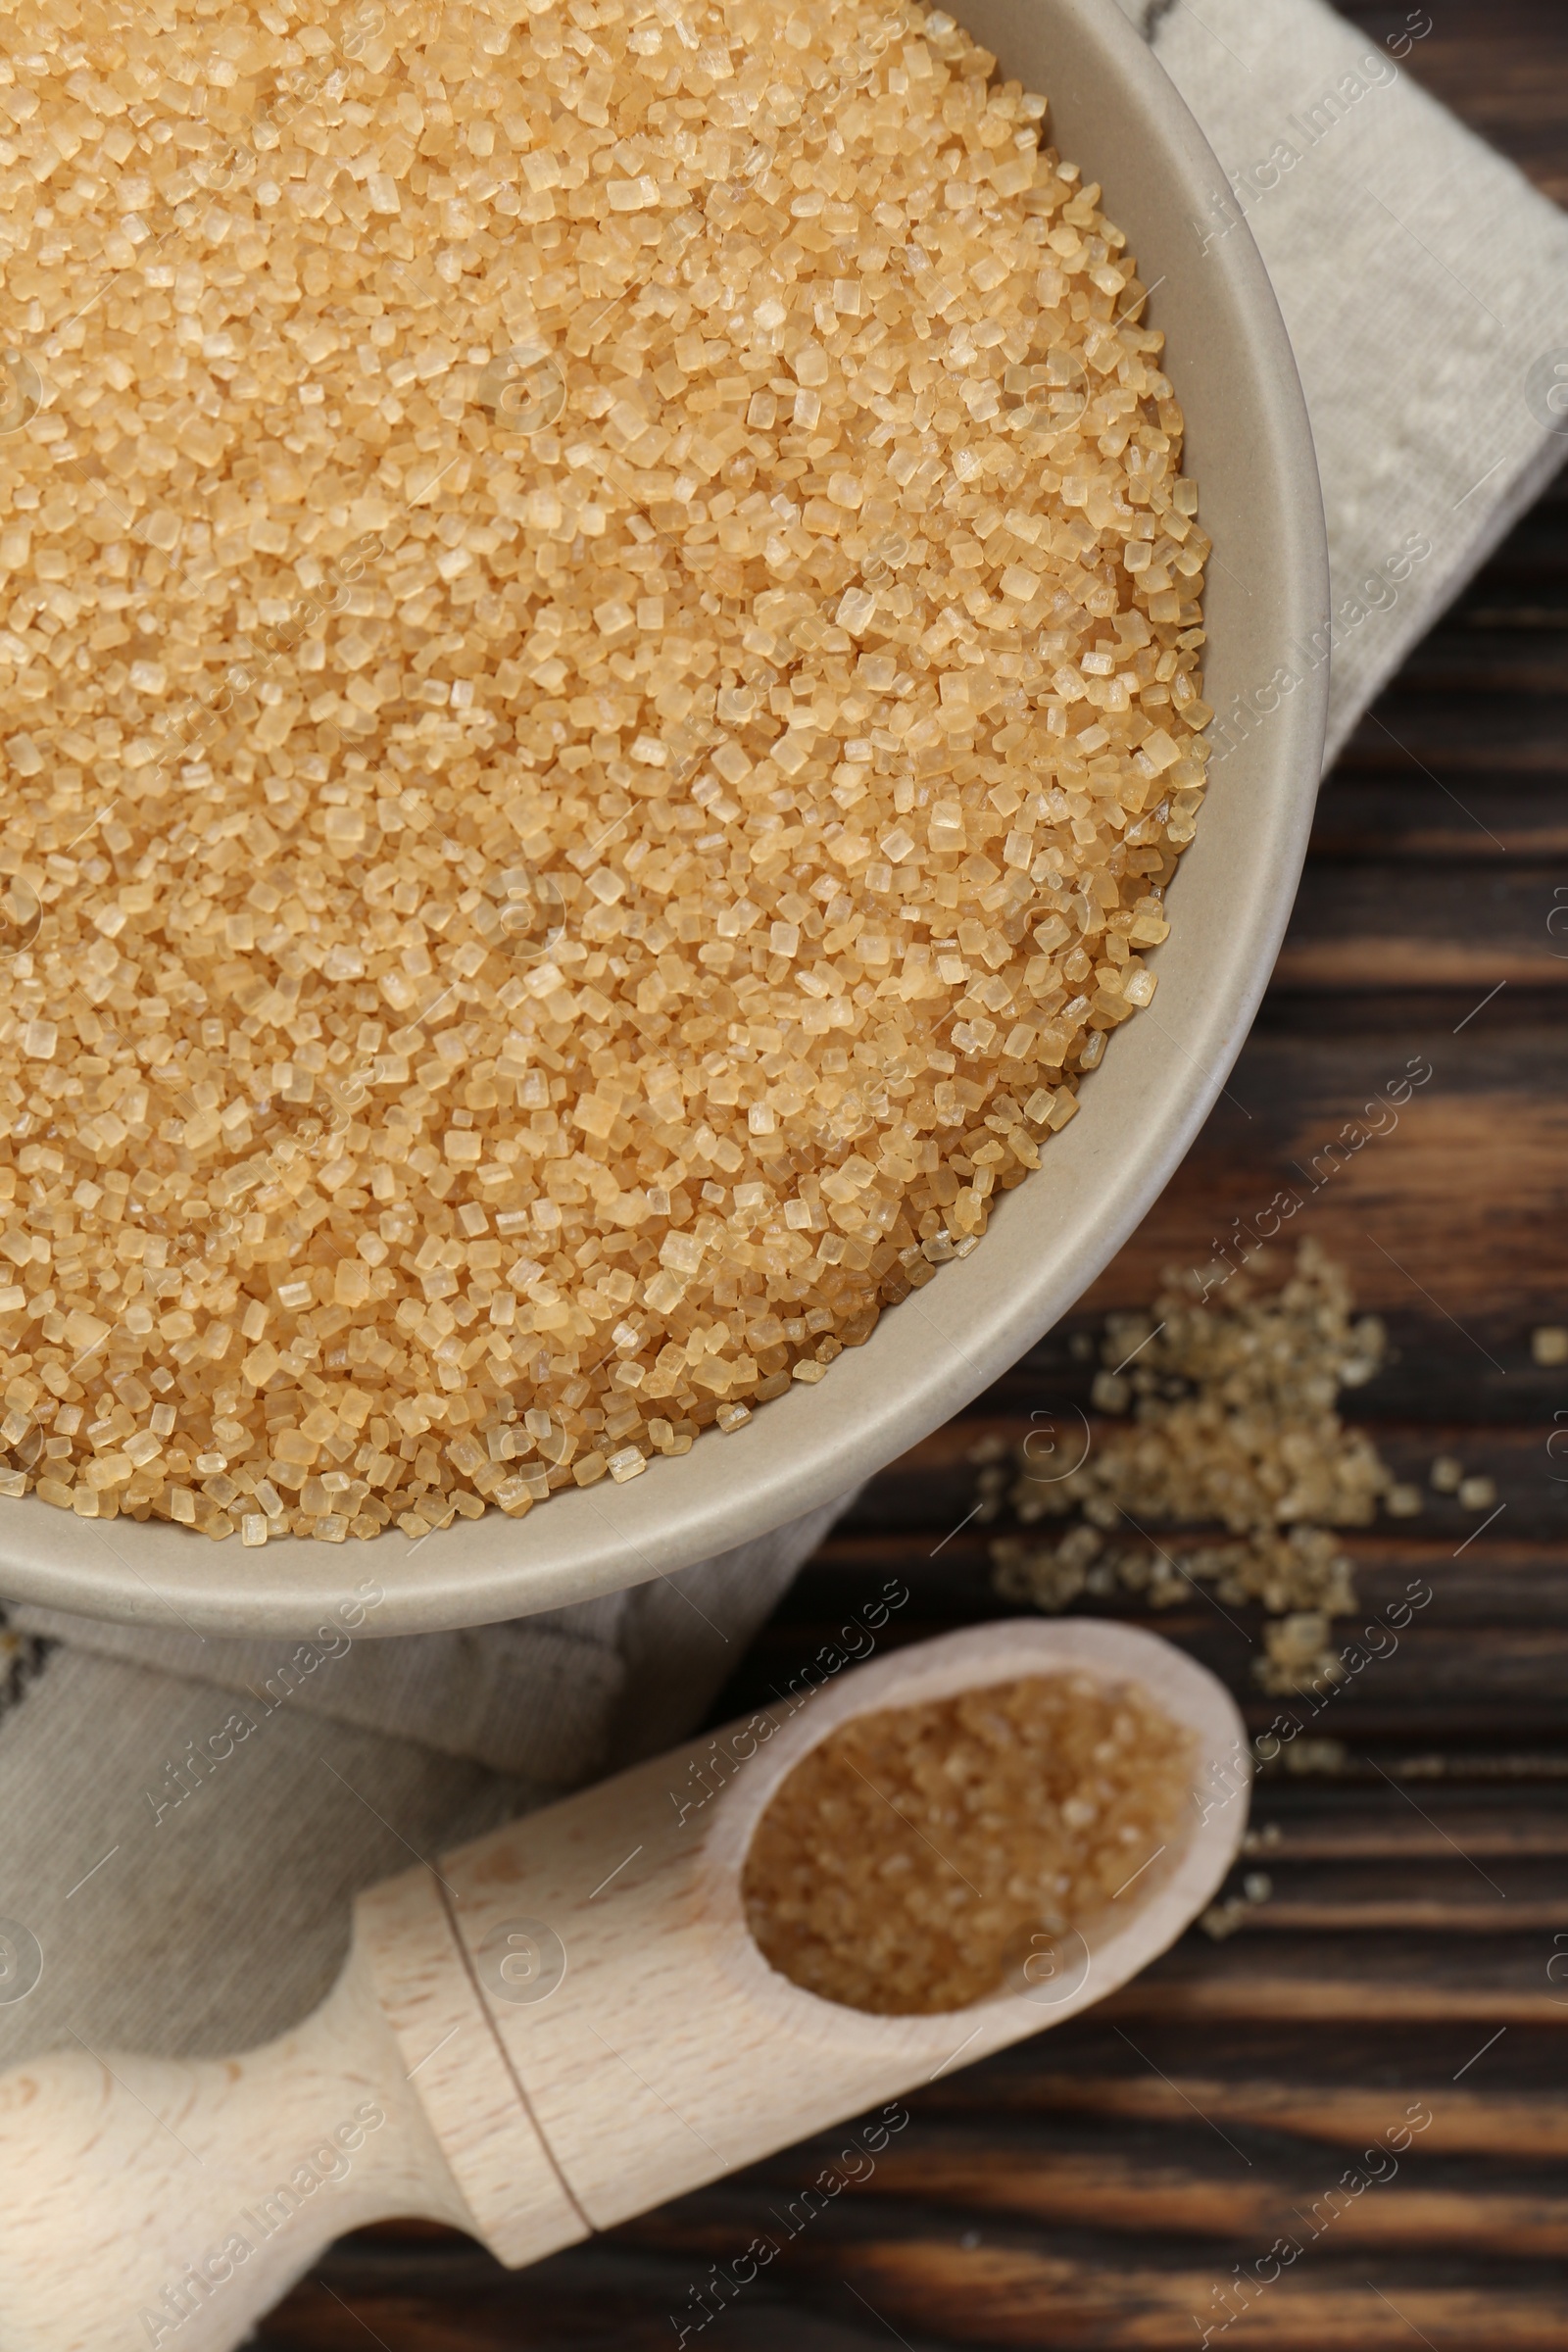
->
xmin=0 ymin=0 xmax=1210 ymax=1542
xmin=744 ymin=1672 xmax=1196 ymax=2013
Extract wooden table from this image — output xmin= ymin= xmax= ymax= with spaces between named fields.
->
xmin=263 ymin=7 xmax=1568 ymax=2343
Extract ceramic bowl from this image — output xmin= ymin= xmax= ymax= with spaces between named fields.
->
xmin=0 ymin=0 xmax=1327 ymax=1635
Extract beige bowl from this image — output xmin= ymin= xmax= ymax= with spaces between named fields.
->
xmin=0 ymin=0 xmax=1328 ymax=1637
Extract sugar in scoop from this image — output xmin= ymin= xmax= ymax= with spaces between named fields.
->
xmin=742 ymin=1671 xmax=1197 ymax=2014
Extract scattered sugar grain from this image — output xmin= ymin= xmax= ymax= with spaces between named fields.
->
xmin=993 ymin=1246 xmax=1400 ymax=1698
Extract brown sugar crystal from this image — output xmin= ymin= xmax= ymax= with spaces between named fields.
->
xmin=0 ymin=0 xmax=1209 ymax=1542
xmin=742 ymin=1673 xmax=1196 ymax=2013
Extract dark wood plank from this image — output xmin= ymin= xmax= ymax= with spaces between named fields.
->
xmin=1274 ymin=862 xmax=1566 ymax=989
xmin=1070 ymin=1025 xmax=1568 ymax=1322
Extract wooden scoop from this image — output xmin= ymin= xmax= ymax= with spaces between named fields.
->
xmin=0 ymin=1620 xmax=1249 ymax=2350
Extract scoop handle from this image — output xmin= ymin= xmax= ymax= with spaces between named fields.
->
xmin=0 ymin=1935 xmax=471 ymax=2352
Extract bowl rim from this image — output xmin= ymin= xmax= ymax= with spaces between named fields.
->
xmin=0 ymin=0 xmax=1330 ymax=1639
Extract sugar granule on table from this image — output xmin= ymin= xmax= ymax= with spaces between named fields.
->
xmin=743 ymin=1672 xmax=1196 ymax=2013
xmin=0 ymin=0 xmax=1210 ymax=1543
xmin=990 ymin=1244 xmax=1410 ymax=1702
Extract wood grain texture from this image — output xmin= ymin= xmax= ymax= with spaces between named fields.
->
xmin=260 ymin=6 xmax=1568 ymax=2345
xmin=353 ymin=1859 xmax=588 ymax=2268
xmin=0 ymin=1936 xmax=481 ymax=2352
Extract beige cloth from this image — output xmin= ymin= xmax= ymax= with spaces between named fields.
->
xmin=1122 ymin=0 xmax=1568 ymax=764
xmin=0 ymin=1502 xmax=845 ymax=2060
xmin=3 ymin=0 xmax=1566 ymax=2071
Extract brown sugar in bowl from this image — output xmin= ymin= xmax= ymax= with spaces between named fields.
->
xmin=0 ymin=0 xmax=1325 ymax=1635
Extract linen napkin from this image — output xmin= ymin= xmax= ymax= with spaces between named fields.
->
xmin=0 ymin=1498 xmax=849 ymax=2061
xmin=2 ymin=0 xmax=1565 ymax=2072
xmin=1121 ymin=0 xmax=1568 ymax=764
